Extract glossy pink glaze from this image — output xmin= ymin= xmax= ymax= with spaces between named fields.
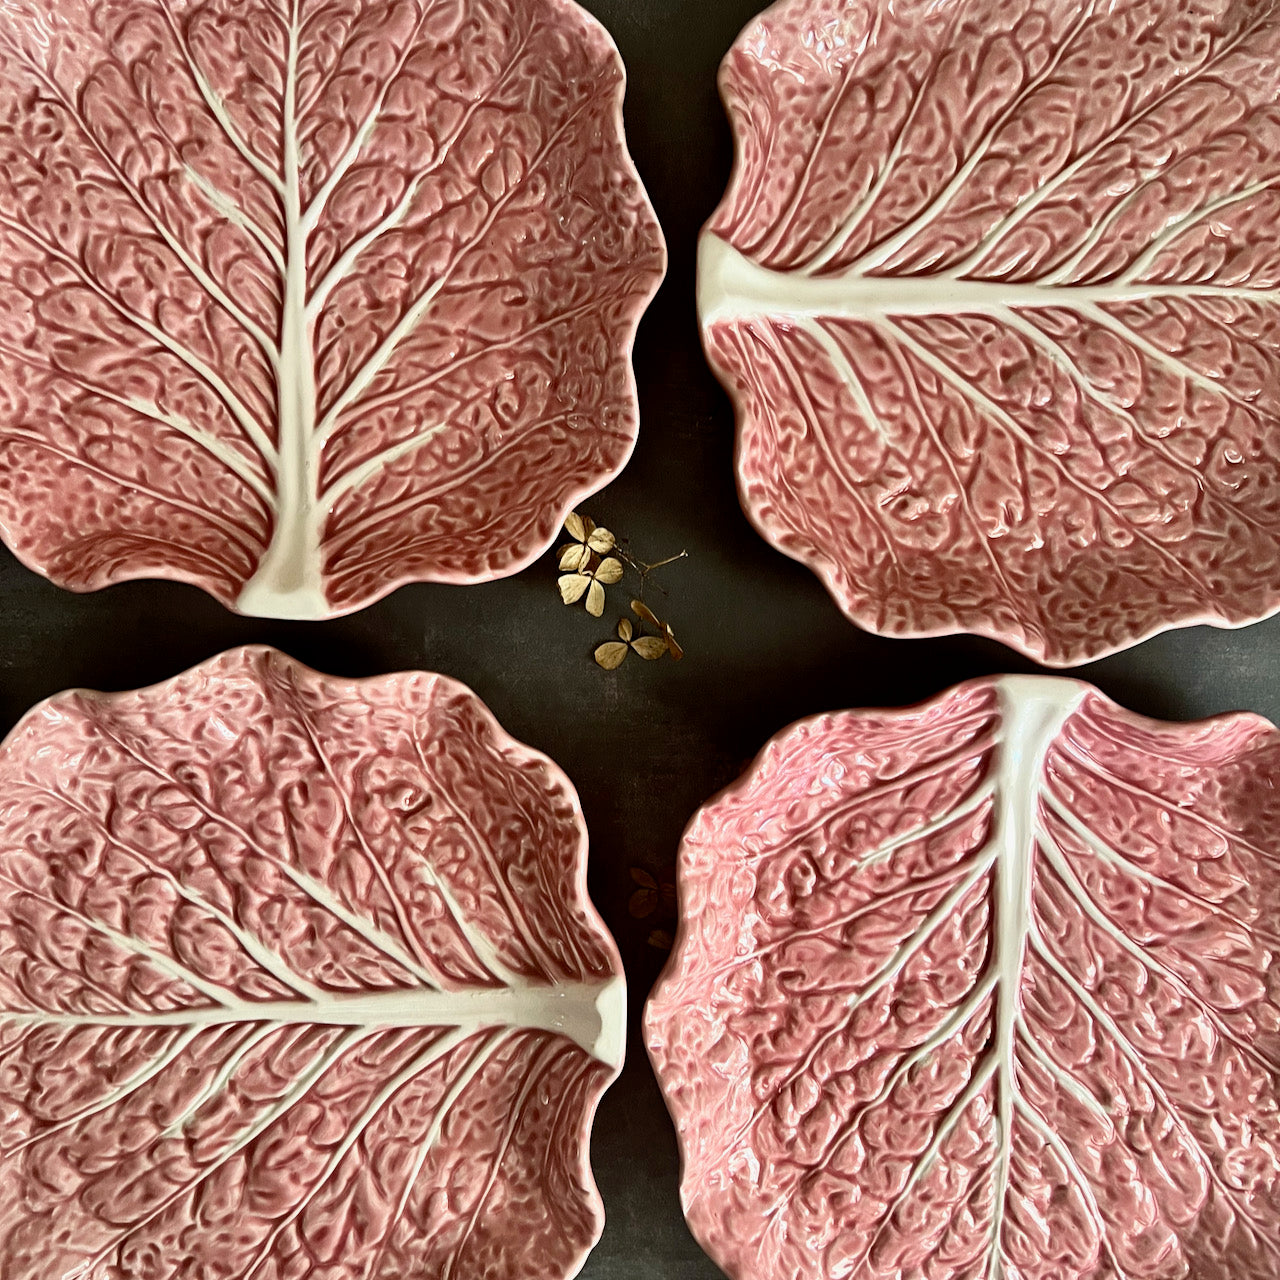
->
xmin=0 ymin=0 xmax=665 ymax=619
xmin=700 ymin=0 xmax=1280 ymax=665
xmin=646 ymin=676 xmax=1280 ymax=1280
xmin=0 ymin=646 xmax=624 ymax=1280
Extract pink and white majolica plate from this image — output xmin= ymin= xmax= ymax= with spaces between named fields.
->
xmin=0 ymin=0 xmax=665 ymax=620
xmin=0 ymin=646 xmax=625 ymax=1280
xmin=646 ymin=675 xmax=1280 ymax=1280
xmin=700 ymin=0 xmax=1280 ymax=665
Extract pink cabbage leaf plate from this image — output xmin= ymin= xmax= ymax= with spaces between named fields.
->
xmin=646 ymin=675 xmax=1280 ymax=1280
xmin=0 ymin=0 xmax=665 ymax=619
xmin=0 ymin=645 xmax=625 ymax=1280
xmin=700 ymin=0 xmax=1280 ymax=665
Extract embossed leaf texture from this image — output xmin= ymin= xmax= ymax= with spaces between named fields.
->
xmin=0 ymin=0 xmax=665 ymax=620
xmin=700 ymin=0 xmax=1280 ymax=665
xmin=0 ymin=647 xmax=625 ymax=1280
xmin=645 ymin=676 xmax=1280 ymax=1280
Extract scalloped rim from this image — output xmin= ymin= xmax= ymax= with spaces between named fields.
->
xmin=643 ymin=672 xmax=1277 ymax=1280
xmin=0 ymin=0 xmax=666 ymax=622
xmin=696 ymin=0 xmax=1280 ymax=668
xmin=0 ymin=643 xmax=627 ymax=1280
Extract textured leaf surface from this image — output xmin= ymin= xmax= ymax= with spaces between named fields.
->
xmin=646 ymin=676 xmax=1280 ymax=1280
xmin=0 ymin=0 xmax=664 ymax=619
xmin=0 ymin=647 xmax=624 ymax=1280
xmin=700 ymin=0 xmax=1280 ymax=664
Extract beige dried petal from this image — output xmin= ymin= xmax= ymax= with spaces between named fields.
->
xmin=594 ymin=557 xmax=624 ymax=585
xmin=665 ymin=630 xmax=685 ymax=661
xmin=586 ymin=579 xmax=606 ymax=617
xmin=594 ymin=641 xmax=628 ymax=670
xmin=631 ymin=636 xmax=668 ymax=660
xmin=587 ymin=528 xmax=616 ymax=554
xmin=564 ymin=511 xmax=587 ymax=542
xmin=559 ymin=574 xmax=590 ymax=605
xmin=632 ymin=599 xmax=661 ymax=628
xmin=559 ymin=545 xmax=590 ymax=572
xmin=617 ymin=618 xmax=634 ymax=642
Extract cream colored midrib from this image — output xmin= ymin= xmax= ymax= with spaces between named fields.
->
xmin=823 ymin=677 xmax=1084 ymax=1280
xmin=699 ymin=232 xmax=1279 ymax=326
xmin=5 ymin=975 xmax=626 ymax=1068
xmin=982 ymin=677 xmax=1087 ymax=1277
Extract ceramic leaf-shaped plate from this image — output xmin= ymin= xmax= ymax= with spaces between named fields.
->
xmin=0 ymin=0 xmax=665 ymax=619
xmin=701 ymin=0 xmax=1280 ymax=665
xmin=0 ymin=646 xmax=625 ymax=1280
xmin=646 ymin=676 xmax=1280 ymax=1280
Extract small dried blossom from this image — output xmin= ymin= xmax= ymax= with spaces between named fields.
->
xmin=629 ymin=600 xmax=684 ymax=660
xmin=559 ymin=558 xmax=624 ymax=617
xmin=629 ymin=867 xmax=677 ymax=919
xmin=558 ymin=512 xmax=616 ymax=570
xmin=628 ymin=867 xmax=678 ymax=952
xmin=593 ymin=602 xmax=682 ymax=668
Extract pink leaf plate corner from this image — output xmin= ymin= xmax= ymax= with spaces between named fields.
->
xmin=699 ymin=0 xmax=1280 ymax=666
xmin=0 ymin=645 xmax=626 ymax=1280
xmin=0 ymin=0 xmax=665 ymax=620
xmin=646 ymin=675 xmax=1280 ymax=1280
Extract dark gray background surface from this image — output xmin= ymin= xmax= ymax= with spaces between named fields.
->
xmin=1 ymin=2 xmax=1278 ymax=1275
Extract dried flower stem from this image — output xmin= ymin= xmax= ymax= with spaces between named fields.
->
xmin=613 ymin=546 xmax=687 ymax=603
